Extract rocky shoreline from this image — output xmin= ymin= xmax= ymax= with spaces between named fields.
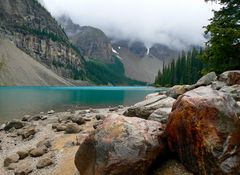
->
xmin=1 ymin=70 xmax=240 ymax=175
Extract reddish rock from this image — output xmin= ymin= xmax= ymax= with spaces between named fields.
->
xmin=75 ymin=114 xmax=166 ymax=175
xmin=165 ymin=86 xmax=240 ymax=175
xmin=218 ymin=70 xmax=240 ymax=86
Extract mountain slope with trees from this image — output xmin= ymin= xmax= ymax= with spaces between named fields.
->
xmin=155 ymin=49 xmax=204 ymax=86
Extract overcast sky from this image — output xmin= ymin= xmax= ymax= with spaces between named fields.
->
xmin=39 ymin=0 xmax=219 ymax=50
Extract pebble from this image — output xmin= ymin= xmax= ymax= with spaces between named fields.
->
xmin=29 ymin=146 xmax=47 ymax=157
xmin=65 ymin=123 xmax=81 ymax=134
xmin=14 ymin=162 xmax=33 ymax=175
xmin=4 ymin=154 xmax=20 ymax=167
xmin=36 ymin=157 xmax=53 ymax=169
xmin=17 ymin=150 xmax=29 ymax=160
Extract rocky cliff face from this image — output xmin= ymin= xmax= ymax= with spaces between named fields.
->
xmin=0 ymin=0 xmax=86 ymax=80
xmin=58 ymin=16 xmax=113 ymax=63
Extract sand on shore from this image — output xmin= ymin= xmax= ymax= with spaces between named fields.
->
xmin=0 ymin=107 xmax=127 ymax=175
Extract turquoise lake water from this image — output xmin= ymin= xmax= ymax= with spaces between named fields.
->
xmin=0 ymin=86 xmax=163 ymax=122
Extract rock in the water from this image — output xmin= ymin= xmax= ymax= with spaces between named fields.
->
xmin=195 ymin=71 xmax=217 ymax=86
xmin=165 ymin=86 xmax=240 ymax=175
xmin=218 ymin=70 xmax=240 ymax=86
xmin=17 ymin=150 xmax=29 ymax=160
xmin=4 ymin=120 xmax=25 ymax=131
xmin=167 ymin=85 xmax=187 ymax=99
xmin=124 ymin=96 xmax=175 ymax=119
xmin=29 ymin=146 xmax=47 ymax=157
xmin=4 ymin=154 xmax=20 ymax=167
xmin=36 ymin=157 xmax=53 ymax=169
xmin=148 ymin=108 xmax=172 ymax=124
xmin=14 ymin=162 xmax=33 ymax=175
xmin=65 ymin=123 xmax=81 ymax=133
xmin=220 ymin=85 xmax=240 ymax=101
xmin=75 ymin=114 xmax=166 ymax=175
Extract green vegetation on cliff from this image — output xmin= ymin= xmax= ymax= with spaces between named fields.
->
xmin=155 ymin=49 xmax=204 ymax=86
xmin=85 ymin=57 xmax=146 ymax=85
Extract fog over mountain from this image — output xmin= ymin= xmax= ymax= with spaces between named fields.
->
xmin=39 ymin=0 xmax=219 ymax=50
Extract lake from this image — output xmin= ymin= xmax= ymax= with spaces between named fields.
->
xmin=0 ymin=86 xmax=163 ymax=122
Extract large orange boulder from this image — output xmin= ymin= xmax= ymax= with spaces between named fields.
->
xmin=75 ymin=114 xmax=166 ymax=175
xmin=165 ymin=86 xmax=240 ymax=175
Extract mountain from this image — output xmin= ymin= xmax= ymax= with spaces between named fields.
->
xmin=111 ymin=40 xmax=179 ymax=82
xmin=58 ymin=16 xmax=179 ymax=83
xmin=0 ymin=0 xmax=87 ymax=84
xmin=0 ymin=0 xmax=178 ymax=85
xmin=0 ymin=38 xmax=73 ymax=86
xmin=58 ymin=16 xmax=113 ymax=63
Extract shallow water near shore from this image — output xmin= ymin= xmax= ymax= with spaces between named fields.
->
xmin=0 ymin=86 xmax=163 ymax=122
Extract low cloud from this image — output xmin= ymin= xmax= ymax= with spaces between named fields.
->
xmin=40 ymin=0 xmax=219 ymax=50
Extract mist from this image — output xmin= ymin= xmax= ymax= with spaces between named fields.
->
xmin=39 ymin=0 xmax=219 ymax=50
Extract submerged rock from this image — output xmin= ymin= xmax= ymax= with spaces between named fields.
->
xmin=75 ymin=114 xmax=166 ymax=175
xmin=165 ymin=86 xmax=240 ymax=175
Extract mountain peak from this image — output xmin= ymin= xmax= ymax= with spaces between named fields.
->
xmin=57 ymin=15 xmax=113 ymax=63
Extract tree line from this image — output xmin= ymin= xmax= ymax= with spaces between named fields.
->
xmin=155 ymin=0 xmax=239 ymax=86
xmin=155 ymin=49 xmax=204 ymax=86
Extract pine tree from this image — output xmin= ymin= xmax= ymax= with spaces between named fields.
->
xmin=155 ymin=49 xmax=204 ymax=86
xmin=203 ymin=0 xmax=240 ymax=73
